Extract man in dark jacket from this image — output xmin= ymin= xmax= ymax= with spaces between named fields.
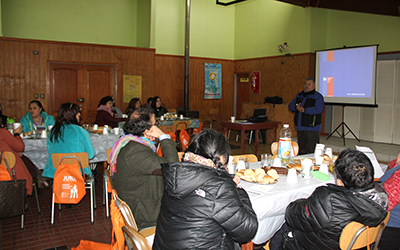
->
xmin=289 ymin=78 xmax=324 ymax=154
xmin=270 ymin=149 xmax=388 ymax=250
xmin=112 ymin=108 xmax=178 ymax=230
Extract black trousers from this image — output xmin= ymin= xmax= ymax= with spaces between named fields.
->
xmin=297 ymin=130 xmax=320 ymax=155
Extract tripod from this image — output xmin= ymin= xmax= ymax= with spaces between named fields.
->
xmin=326 ymin=105 xmax=360 ymax=146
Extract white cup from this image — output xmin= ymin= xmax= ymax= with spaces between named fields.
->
xmin=231 ymin=116 xmax=235 ymax=123
xmin=315 ymin=155 xmax=324 ymax=166
xmin=47 ymin=125 xmax=54 ymax=130
xmin=160 ymin=116 xmax=164 ymax=121
xmin=104 ymin=125 xmax=109 ymax=129
xmin=319 ymin=164 xmax=329 ymax=175
xmin=103 ymin=127 xmax=108 ymax=135
xmin=180 ymin=114 xmax=184 ymax=119
xmin=325 ymin=148 xmax=333 ymax=158
xmin=272 ymin=157 xmax=282 ymax=167
xmin=13 ymin=123 xmax=21 ymax=129
xmin=113 ymin=127 xmax=119 ymax=135
xmin=286 ymin=168 xmax=298 ymax=183
xmin=40 ymin=130 xmax=47 ymax=138
xmin=93 ymin=124 xmax=98 ymax=130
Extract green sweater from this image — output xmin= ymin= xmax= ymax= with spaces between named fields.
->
xmin=113 ymin=138 xmax=178 ymax=230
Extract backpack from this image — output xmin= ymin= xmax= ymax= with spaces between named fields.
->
xmin=53 ymin=156 xmax=86 ymax=204
xmin=0 ymin=152 xmax=13 ymax=181
xmin=264 ymin=96 xmax=283 ymax=106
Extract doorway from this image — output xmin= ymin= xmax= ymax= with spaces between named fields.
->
xmin=234 ymin=73 xmax=250 ymax=119
xmin=49 ymin=63 xmax=116 ymax=123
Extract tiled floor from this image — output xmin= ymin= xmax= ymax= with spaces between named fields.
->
xmin=0 ymin=164 xmax=112 ymax=250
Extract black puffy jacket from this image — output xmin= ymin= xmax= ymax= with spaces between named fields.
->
xmin=153 ymin=162 xmax=258 ymax=250
xmin=281 ymin=183 xmax=388 ymax=250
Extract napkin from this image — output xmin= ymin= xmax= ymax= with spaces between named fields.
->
xmin=311 ymin=171 xmax=330 ymax=181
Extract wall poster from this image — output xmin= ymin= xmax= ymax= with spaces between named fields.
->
xmin=123 ymin=75 xmax=142 ymax=103
xmin=204 ymin=63 xmax=222 ymax=99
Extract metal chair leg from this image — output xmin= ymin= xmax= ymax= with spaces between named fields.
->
xmin=33 ymin=182 xmax=41 ymax=214
xmin=21 ymin=214 xmax=24 ymax=230
xmin=90 ymin=181 xmax=94 ymax=224
xmin=51 ymin=193 xmax=55 ymax=226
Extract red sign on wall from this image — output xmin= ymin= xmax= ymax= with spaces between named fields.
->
xmin=251 ymin=71 xmax=260 ymax=94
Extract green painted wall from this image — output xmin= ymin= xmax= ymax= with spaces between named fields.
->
xmin=325 ymin=10 xmax=400 ymax=53
xmin=153 ymin=0 xmax=235 ymax=59
xmin=234 ymin=0 xmax=314 ymax=59
xmin=0 ymin=0 xmax=2 ymax=36
xmin=1 ymin=0 xmax=138 ymax=46
xmin=137 ymin=0 xmax=151 ymax=48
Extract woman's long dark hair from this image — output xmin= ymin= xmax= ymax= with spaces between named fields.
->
xmin=98 ymin=96 xmax=113 ymax=107
xmin=151 ymin=96 xmax=161 ymax=111
xmin=125 ymin=98 xmax=140 ymax=114
xmin=50 ymin=102 xmax=80 ymax=143
xmin=185 ymin=129 xmax=230 ymax=169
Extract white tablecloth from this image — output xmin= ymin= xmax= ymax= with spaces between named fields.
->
xmin=23 ymin=133 xmax=120 ymax=170
xmin=242 ymin=160 xmax=335 ymax=244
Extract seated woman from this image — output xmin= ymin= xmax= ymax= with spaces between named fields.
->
xmin=124 ymin=97 xmax=141 ymax=115
xmin=43 ymin=102 xmax=95 ymax=179
xmin=20 ymin=100 xmax=55 ymax=133
xmin=0 ymin=124 xmax=33 ymax=195
xmin=269 ymin=148 xmax=388 ymax=250
xmin=94 ymin=96 xmax=125 ymax=128
xmin=153 ymin=129 xmax=258 ymax=250
xmin=0 ymin=102 xmax=8 ymax=128
xmin=151 ymin=96 xmax=168 ymax=117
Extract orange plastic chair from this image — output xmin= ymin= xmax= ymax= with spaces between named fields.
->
xmin=271 ymin=141 xmax=299 ymax=157
xmin=179 ymin=130 xmax=190 ymax=151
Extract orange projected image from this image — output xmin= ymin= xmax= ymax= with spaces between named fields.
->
xmin=327 ymin=51 xmax=334 ymax=62
xmin=327 ymin=77 xmax=334 ymax=97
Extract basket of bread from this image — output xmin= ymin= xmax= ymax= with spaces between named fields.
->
xmin=236 ymin=168 xmax=279 ymax=184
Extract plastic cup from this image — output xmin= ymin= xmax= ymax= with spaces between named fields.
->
xmin=113 ymin=127 xmax=119 ymax=135
xmin=286 ymin=168 xmax=298 ymax=183
xmin=319 ymin=164 xmax=329 ymax=175
xmin=272 ymin=157 xmax=282 ymax=167
xmin=47 ymin=125 xmax=54 ymax=130
xmin=13 ymin=123 xmax=21 ymax=129
xmin=103 ymin=127 xmax=108 ymax=135
xmin=40 ymin=130 xmax=47 ymax=138
xmin=231 ymin=116 xmax=235 ymax=123
xmin=93 ymin=124 xmax=98 ymax=130
xmin=315 ymin=156 xmax=324 ymax=166
xmin=301 ymin=158 xmax=313 ymax=179
xmin=180 ymin=114 xmax=184 ymax=119
xmin=325 ymin=148 xmax=333 ymax=158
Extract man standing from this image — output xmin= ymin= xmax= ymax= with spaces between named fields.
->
xmin=110 ymin=108 xmax=178 ymax=230
xmin=289 ymin=78 xmax=324 ymax=154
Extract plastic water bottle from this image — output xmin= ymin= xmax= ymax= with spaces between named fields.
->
xmin=279 ymin=124 xmax=292 ymax=166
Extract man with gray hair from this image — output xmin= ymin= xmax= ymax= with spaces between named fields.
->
xmin=288 ymin=78 xmax=324 ymax=154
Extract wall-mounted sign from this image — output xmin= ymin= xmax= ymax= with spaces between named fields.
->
xmin=251 ymin=71 xmax=260 ymax=94
xmin=123 ymin=75 xmax=142 ymax=103
xmin=204 ymin=63 xmax=222 ymax=99
xmin=240 ymin=77 xmax=249 ymax=82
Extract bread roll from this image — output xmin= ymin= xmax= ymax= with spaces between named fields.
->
xmin=267 ymin=169 xmax=279 ymax=180
xmin=255 ymin=168 xmax=265 ymax=176
xmin=259 ymin=175 xmax=275 ymax=184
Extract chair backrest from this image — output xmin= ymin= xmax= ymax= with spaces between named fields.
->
xmin=122 ymin=225 xmax=152 ymax=250
xmin=107 ymin=148 xmax=112 ymax=164
xmin=112 ymin=190 xmax=138 ymax=231
xmin=209 ymin=108 xmax=218 ymax=119
xmin=339 ymin=212 xmax=390 ymax=250
xmin=105 ymin=168 xmax=114 ymax=191
xmin=1 ymin=151 xmax=16 ymax=169
xmin=175 ymin=121 xmax=188 ymax=131
xmin=232 ymin=154 xmax=258 ymax=164
xmin=162 ymin=126 xmax=174 ymax=134
xmin=271 ymin=142 xmax=299 ymax=157
xmin=51 ymin=152 xmax=89 ymax=169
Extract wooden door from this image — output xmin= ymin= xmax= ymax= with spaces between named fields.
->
xmin=49 ymin=63 xmax=115 ymax=124
xmin=235 ymin=73 xmax=250 ymax=119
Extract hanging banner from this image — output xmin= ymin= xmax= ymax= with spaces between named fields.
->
xmin=251 ymin=71 xmax=260 ymax=94
xmin=204 ymin=63 xmax=222 ymax=99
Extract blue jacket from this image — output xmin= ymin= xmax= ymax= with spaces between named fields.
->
xmin=288 ymin=89 xmax=324 ymax=132
xmin=20 ymin=111 xmax=55 ymax=133
xmin=379 ymin=165 xmax=400 ymax=228
xmin=43 ymin=124 xmax=95 ymax=178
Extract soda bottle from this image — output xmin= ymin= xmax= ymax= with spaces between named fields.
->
xmin=278 ymin=124 xmax=292 ymax=165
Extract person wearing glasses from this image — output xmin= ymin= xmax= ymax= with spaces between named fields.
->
xmin=110 ymin=107 xmax=178 ymax=230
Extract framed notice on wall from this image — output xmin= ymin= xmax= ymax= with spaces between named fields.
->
xmin=123 ymin=75 xmax=142 ymax=103
xmin=204 ymin=63 xmax=222 ymax=99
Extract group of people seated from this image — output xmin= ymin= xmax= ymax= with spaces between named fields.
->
xmin=1 ymin=97 xmax=400 ymax=250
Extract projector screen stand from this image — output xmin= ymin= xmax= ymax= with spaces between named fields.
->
xmin=326 ymin=105 xmax=360 ymax=146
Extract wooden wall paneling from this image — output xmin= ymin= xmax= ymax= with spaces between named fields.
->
xmin=154 ymin=55 xmax=185 ymax=110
